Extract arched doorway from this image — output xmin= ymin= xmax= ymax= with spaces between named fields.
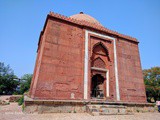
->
xmin=90 ymin=42 xmax=110 ymax=99
xmin=91 ymin=74 xmax=105 ymax=99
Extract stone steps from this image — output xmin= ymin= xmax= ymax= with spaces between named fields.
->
xmin=86 ymin=104 xmax=133 ymax=116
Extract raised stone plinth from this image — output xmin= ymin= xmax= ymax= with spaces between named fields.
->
xmin=87 ymin=101 xmax=156 ymax=115
xmin=24 ymin=95 xmax=87 ymax=113
xmin=87 ymin=104 xmax=129 ymax=115
xmin=24 ymin=95 xmax=156 ymax=115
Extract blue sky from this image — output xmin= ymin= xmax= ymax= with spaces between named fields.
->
xmin=0 ymin=0 xmax=160 ymax=77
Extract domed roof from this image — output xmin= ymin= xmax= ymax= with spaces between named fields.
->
xmin=70 ymin=12 xmax=102 ymax=26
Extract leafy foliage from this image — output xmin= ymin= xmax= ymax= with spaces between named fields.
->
xmin=18 ymin=95 xmax=24 ymax=105
xmin=0 ymin=62 xmax=18 ymax=95
xmin=19 ymin=74 xmax=32 ymax=94
xmin=143 ymin=67 xmax=160 ymax=102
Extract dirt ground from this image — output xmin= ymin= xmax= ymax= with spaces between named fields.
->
xmin=0 ymin=96 xmax=159 ymax=120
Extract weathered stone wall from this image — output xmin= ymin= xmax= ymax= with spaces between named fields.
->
xmin=29 ymin=30 xmax=46 ymax=98
xmin=117 ymin=39 xmax=146 ymax=102
xmin=30 ymin=18 xmax=84 ymax=100
xmin=24 ymin=101 xmax=86 ymax=113
xmin=24 ymin=95 xmax=156 ymax=114
xmin=9 ymin=95 xmax=22 ymax=102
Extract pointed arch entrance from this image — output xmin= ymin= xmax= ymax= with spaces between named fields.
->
xmin=90 ymin=42 xmax=110 ymax=99
xmin=91 ymin=67 xmax=109 ymax=99
xmin=91 ymin=74 xmax=105 ymax=98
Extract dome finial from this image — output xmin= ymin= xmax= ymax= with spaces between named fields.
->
xmin=80 ymin=12 xmax=83 ymax=14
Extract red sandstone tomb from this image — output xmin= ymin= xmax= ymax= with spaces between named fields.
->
xmin=29 ymin=12 xmax=146 ymax=103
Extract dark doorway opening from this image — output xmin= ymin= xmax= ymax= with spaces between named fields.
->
xmin=91 ymin=74 xmax=105 ymax=99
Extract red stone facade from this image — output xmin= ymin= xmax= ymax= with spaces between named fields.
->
xmin=29 ymin=12 xmax=146 ymax=103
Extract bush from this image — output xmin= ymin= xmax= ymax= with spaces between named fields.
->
xmin=18 ymin=95 xmax=24 ymax=106
xmin=22 ymin=104 xmax=25 ymax=111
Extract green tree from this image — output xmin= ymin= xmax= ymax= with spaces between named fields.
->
xmin=19 ymin=74 xmax=32 ymax=94
xmin=0 ymin=62 xmax=18 ymax=95
xmin=143 ymin=67 xmax=160 ymax=102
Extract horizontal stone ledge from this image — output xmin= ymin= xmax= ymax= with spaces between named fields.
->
xmin=24 ymin=95 xmax=89 ymax=105
xmin=24 ymin=101 xmax=88 ymax=106
xmin=90 ymin=101 xmax=155 ymax=107
xmin=24 ymin=95 xmax=155 ymax=107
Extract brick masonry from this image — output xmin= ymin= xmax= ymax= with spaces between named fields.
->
xmin=29 ymin=12 xmax=146 ymax=103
